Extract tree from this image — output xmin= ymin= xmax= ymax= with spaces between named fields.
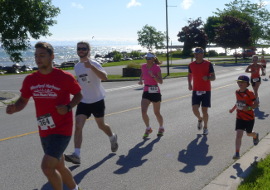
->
xmin=0 ymin=0 xmax=60 ymax=62
xmin=215 ymin=15 xmax=252 ymax=55
xmin=215 ymin=0 xmax=270 ymax=43
xmin=177 ymin=18 xmax=208 ymax=56
xmin=204 ymin=16 xmax=222 ymax=45
xmin=137 ymin=25 xmax=166 ymax=51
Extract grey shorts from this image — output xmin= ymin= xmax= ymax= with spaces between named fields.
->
xmin=40 ymin=134 xmax=71 ymax=160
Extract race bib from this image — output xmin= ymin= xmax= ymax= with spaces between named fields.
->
xmin=79 ymin=73 xmax=90 ymax=83
xmin=196 ymin=91 xmax=206 ymax=96
xmin=148 ymin=86 xmax=159 ymax=93
xmin=37 ymin=113 xmax=55 ymax=130
xmin=236 ymin=101 xmax=246 ymax=110
xmin=252 ymin=78 xmax=259 ymax=82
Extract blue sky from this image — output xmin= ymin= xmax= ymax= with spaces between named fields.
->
xmin=39 ymin=0 xmax=270 ymax=45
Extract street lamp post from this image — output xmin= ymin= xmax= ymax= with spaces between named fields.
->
xmin=166 ymin=0 xmax=170 ymax=76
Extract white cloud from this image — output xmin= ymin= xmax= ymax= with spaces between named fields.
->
xmin=71 ymin=2 xmax=84 ymax=9
xmin=127 ymin=0 xmax=141 ymax=8
xmin=181 ymin=0 xmax=193 ymax=10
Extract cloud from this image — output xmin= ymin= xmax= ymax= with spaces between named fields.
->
xmin=127 ymin=0 xmax=141 ymax=8
xmin=71 ymin=2 xmax=84 ymax=9
xmin=181 ymin=0 xmax=193 ymax=10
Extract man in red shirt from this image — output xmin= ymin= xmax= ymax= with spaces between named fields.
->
xmin=188 ymin=47 xmax=216 ymax=135
xmin=6 ymin=42 xmax=82 ymax=190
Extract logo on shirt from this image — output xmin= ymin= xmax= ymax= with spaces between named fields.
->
xmin=30 ymin=84 xmax=60 ymax=98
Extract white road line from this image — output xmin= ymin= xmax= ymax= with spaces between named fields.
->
xmin=105 ymin=84 xmax=141 ymax=92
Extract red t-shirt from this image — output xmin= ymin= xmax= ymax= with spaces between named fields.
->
xmin=188 ymin=60 xmax=214 ymax=91
xmin=20 ymin=68 xmax=81 ymax=137
xmin=235 ymin=89 xmax=256 ymax=121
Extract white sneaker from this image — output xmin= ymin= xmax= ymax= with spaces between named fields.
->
xmin=64 ymin=153 xmax=81 ymax=164
xmin=110 ymin=134 xmax=118 ymax=152
xmin=203 ymin=128 xmax=208 ymax=135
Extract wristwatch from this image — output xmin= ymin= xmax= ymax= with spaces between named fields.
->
xmin=66 ymin=104 xmax=72 ymax=112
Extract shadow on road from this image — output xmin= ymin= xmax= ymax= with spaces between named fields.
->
xmin=254 ymin=107 xmax=269 ymax=120
xmin=114 ymin=137 xmax=160 ymax=174
xmin=178 ymin=134 xmax=213 ymax=173
xmin=40 ymin=153 xmax=116 ymax=190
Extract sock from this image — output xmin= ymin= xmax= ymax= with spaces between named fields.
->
xmin=74 ymin=148 xmax=81 ymax=157
xmin=159 ymin=126 xmax=164 ymax=129
xmin=72 ymin=184 xmax=79 ymax=190
xmin=109 ymin=133 xmax=115 ymax=141
xmin=146 ymin=126 xmax=151 ymax=130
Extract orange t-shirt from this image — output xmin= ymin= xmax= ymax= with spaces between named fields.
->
xmin=235 ymin=89 xmax=256 ymax=120
xmin=249 ymin=64 xmax=262 ymax=79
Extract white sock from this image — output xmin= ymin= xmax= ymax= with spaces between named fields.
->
xmin=109 ymin=133 xmax=115 ymax=141
xmin=146 ymin=126 xmax=151 ymax=130
xmin=74 ymin=148 xmax=81 ymax=157
xmin=72 ymin=184 xmax=79 ymax=190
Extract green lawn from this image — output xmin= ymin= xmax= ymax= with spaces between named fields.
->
xmin=238 ymin=154 xmax=270 ymax=190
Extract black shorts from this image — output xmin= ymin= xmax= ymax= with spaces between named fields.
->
xmin=40 ymin=134 xmax=71 ymax=160
xmin=76 ymin=99 xmax=105 ymax=118
xmin=235 ymin=118 xmax=255 ymax=133
xmin=192 ymin=91 xmax=211 ymax=107
xmin=142 ymin=91 xmax=162 ymax=102
xmin=251 ymin=77 xmax=261 ymax=87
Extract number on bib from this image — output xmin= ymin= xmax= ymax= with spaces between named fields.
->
xmin=37 ymin=113 xmax=55 ymax=130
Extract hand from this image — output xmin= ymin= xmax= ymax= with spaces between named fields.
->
xmin=138 ymin=81 xmax=143 ymax=85
xmin=229 ymin=109 xmax=234 ymax=113
xmin=6 ymin=104 xmax=16 ymax=114
xmin=83 ymin=59 xmax=92 ymax=68
xmin=56 ymin=105 xmax=68 ymax=115
xmin=203 ymin=76 xmax=209 ymax=81
xmin=188 ymin=84 xmax=192 ymax=91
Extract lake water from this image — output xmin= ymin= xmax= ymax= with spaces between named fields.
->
xmin=0 ymin=43 xmax=269 ymax=67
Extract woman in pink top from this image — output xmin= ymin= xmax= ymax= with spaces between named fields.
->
xmin=138 ymin=53 xmax=164 ymax=138
xmin=245 ymin=55 xmax=265 ymax=102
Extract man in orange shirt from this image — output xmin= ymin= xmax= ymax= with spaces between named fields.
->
xmin=188 ymin=47 xmax=216 ymax=135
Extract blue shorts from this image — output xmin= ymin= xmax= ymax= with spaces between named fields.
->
xmin=142 ymin=91 xmax=162 ymax=102
xmin=76 ymin=99 xmax=105 ymax=118
xmin=192 ymin=91 xmax=211 ymax=107
xmin=40 ymin=134 xmax=71 ymax=160
xmin=235 ymin=119 xmax=255 ymax=133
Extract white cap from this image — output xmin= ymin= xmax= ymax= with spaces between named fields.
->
xmin=145 ymin=53 xmax=156 ymax=58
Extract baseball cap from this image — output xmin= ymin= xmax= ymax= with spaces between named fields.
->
xmin=145 ymin=53 xmax=156 ymax=58
xmin=237 ymin=75 xmax=250 ymax=83
xmin=194 ymin=47 xmax=204 ymax=54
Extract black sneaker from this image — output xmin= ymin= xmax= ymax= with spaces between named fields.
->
xmin=233 ymin=152 xmax=240 ymax=160
xmin=253 ymin=133 xmax=259 ymax=145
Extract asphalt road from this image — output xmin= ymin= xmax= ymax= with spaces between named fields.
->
xmin=0 ymin=63 xmax=270 ymax=190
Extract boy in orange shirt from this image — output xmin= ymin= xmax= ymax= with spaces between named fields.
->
xmin=229 ymin=75 xmax=259 ymax=159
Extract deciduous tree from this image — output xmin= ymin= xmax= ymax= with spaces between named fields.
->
xmin=0 ymin=0 xmax=60 ymax=62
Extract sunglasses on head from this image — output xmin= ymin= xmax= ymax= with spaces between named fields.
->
xmin=146 ymin=57 xmax=153 ymax=60
xmin=77 ymin=47 xmax=88 ymax=51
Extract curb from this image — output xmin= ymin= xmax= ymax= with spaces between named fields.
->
xmin=202 ymin=133 xmax=270 ymax=190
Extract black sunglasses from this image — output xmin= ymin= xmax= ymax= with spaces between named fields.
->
xmin=77 ymin=47 xmax=88 ymax=51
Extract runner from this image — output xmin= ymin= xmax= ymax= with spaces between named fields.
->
xmin=138 ymin=52 xmax=164 ymax=138
xmin=245 ymin=55 xmax=265 ymax=103
xmin=188 ymin=47 xmax=216 ymax=135
xmin=229 ymin=75 xmax=259 ymax=160
xmin=260 ymin=55 xmax=267 ymax=81
xmin=6 ymin=42 xmax=82 ymax=190
xmin=64 ymin=41 xmax=118 ymax=165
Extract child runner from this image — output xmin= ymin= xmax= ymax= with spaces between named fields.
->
xmin=229 ymin=75 xmax=259 ymax=160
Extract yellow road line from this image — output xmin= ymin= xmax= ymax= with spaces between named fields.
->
xmin=0 ymin=83 xmax=234 ymax=142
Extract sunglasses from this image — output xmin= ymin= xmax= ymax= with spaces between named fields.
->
xmin=77 ymin=47 xmax=88 ymax=51
xmin=194 ymin=49 xmax=204 ymax=54
xmin=146 ymin=57 xmax=153 ymax=60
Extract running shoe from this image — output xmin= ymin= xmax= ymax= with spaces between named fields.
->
xmin=143 ymin=128 xmax=153 ymax=139
xmin=197 ymin=120 xmax=203 ymax=130
xmin=233 ymin=152 xmax=240 ymax=160
xmin=110 ymin=134 xmax=119 ymax=152
xmin=253 ymin=133 xmax=259 ymax=145
xmin=64 ymin=153 xmax=81 ymax=165
xmin=203 ymin=128 xmax=208 ymax=135
xmin=157 ymin=128 xmax=164 ymax=137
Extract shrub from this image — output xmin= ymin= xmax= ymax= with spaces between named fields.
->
xmin=126 ymin=62 xmax=141 ymax=69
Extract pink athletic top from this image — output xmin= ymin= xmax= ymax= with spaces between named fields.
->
xmin=141 ymin=63 xmax=161 ymax=93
